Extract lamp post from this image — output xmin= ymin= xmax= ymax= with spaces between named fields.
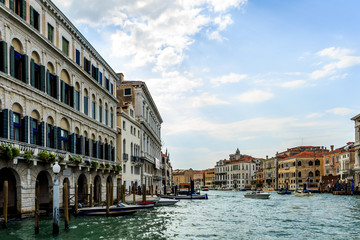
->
xmin=52 ymin=161 xmax=61 ymax=235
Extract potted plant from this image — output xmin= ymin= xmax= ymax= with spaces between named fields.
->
xmin=24 ymin=150 xmax=34 ymax=164
xmin=91 ymin=161 xmax=99 ymax=170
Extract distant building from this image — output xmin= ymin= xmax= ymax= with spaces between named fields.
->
xmin=337 ymin=143 xmax=355 ymax=181
xmin=161 ymin=150 xmax=173 ymax=192
xmin=351 ymin=113 xmax=360 ymax=189
xmin=193 ymin=170 xmax=205 ymax=190
xmin=214 ymin=159 xmax=228 ymax=188
xmin=172 ymin=169 xmax=195 ymax=187
xmin=204 ymin=168 xmax=215 ymax=188
xmin=262 ymin=156 xmax=278 ymax=189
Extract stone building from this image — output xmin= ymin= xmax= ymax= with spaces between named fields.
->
xmin=337 ymin=143 xmax=355 ymax=181
xmin=262 ymin=156 xmax=278 ymax=189
xmin=161 ymin=150 xmax=172 ymax=193
xmin=278 ymin=151 xmax=325 ymax=191
xmin=172 ymin=169 xmax=194 ymax=187
xmin=204 ymin=168 xmax=215 ymax=188
xmin=0 ymin=0 xmax=120 ymax=217
xmin=350 ymin=113 xmax=360 ymax=189
xmin=323 ymin=145 xmax=345 ymax=177
xmin=193 ymin=170 xmax=205 ymax=190
xmin=214 ymin=159 xmax=228 ymax=189
xmin=117 ymin=79 xmax=163 ymax=193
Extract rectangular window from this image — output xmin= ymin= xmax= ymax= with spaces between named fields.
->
xmin=84 ymin=96 xmax=88 ymax=115
xmin=92 ymin=101 xmax=96 ymax=119
xmin=32 ymin=119 xmax=38 ymax=145
xmin=14 ymin=0 xmax=25 ymax=19
xmin=75 ymin=90 xmax=80 ymax=111
xmin=99 ymin=72 xmax=103 ymax=85
xmin=30 ymin=7 xmax=40 ymax=31
xmin=123 ymin=121 xmax=126 ymax=130
xmin=49 ymin=73 xmax=57 ymax=99
xmin=60 ymin=129 xmax=69 ymax=151
xmin=99 ymin=106 xmax=102 ymax=122
xmin=33 ymin=62 xmax=41 ymax=90
xmin=105 ymin=109 xmax=108 ymax=125
xmin=105 ymin=77 xmax=109 ymax=90
xmin=124 ymin=88 xmax=131 ymax=96
xmin=47 ymin=124 xmax=54 ymax=148
xmin=13 ymin=113 xmax=21 ymax=141
xmin=110 ymin=113 xmax=114 ymax=128
xmin=62 ymin=37 xmax=69 ymax=56
xmin=84 ymin=57 xmax=91 ymax=73
xmin=123 ymin=164 xmax=126 ymax=173
xmin=111 ymin=83 xmax=113 ymax=95
xmin=91 ymin=65 xmax=98 ymax=81
xmin=47 ymin=24 xmax=54 ymax=43
xmin=75 ymin=49 xmax=80 ymax=65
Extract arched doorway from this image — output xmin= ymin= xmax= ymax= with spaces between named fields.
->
xmin=93 ymin=176 xmax=102 ymax=206
xmin=107 ymin=176 xmax=113 ymax=205
xmin=36 ymin=171 xmax=52 ymax=213
xmin=78 ymin=174 xmax=88 ymax=204
xmin=0 ymin=168 xmax=20 ymax=216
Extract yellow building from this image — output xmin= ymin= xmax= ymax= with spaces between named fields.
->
xmin=278 ymin=151 xmax=325 ymax=191
xmin=172 ymin=169 xmax=194 ymax=187
xmin=204 ymin=168 xmax=215 ymax=189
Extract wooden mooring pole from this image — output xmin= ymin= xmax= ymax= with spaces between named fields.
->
xmin=132 ymin=184 xmax=136 ymax=205
xmin=35 ymin=180 xmax=40 ymax=234
xmin=106 ymin=182 xmax=110 ymax=217
xmin=142 ymin=184 xmax=146 ymax=202
xmin=75 ymin=184 xmax=78 ymax=216
xmin=90 ymin=184 xmax=93 ymax=207
xmin=117 ymin=183 xmax=120 ymax=204
xmin=64 ymin=183 xmax=69 ymax=230
xmin=122 ymin=185 xmax=125 ymax=203
xmin=3 ymin=181 xmax=8 ymax=229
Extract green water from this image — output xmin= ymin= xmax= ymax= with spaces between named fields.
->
xmin=1 ymin=191 xmax=360 ymax=239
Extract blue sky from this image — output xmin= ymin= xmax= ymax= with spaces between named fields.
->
xmin=53 ymin=0 xmax=360 ymax=169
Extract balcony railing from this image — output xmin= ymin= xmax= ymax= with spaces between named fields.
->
xmin=123 ymin=153 xmax=129 ymax=161
xmin=131 ymin=156 xmax=144 ymax=165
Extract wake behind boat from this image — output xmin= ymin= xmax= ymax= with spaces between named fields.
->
xmin=156 ymin=198 xmax=179 ymax=206
xmin=159 ymin=193 xmax=208 ymax=200
xmin=244 ymin=191 xmax=270 ymax=199
xmin=77 ymin=205 xmax=138 ymax=216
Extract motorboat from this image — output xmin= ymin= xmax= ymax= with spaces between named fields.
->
xmin=277 ymin=190 xmax=292 ymax=195
xmin=262 ymin=186 xmax=275 ymax=192
xmin=77 ymin=205 xmax=137 ymax=216
xmin=155 ymin=198 xmax=179 ymax=206
xmin=294 ymin=190 xmax=313 ymax=197
xmin=159 ymin=193 xmax=208 ymax=200
xmin=244 ymin=191 xmax=270 ymax=199
xmin=201 ymin=186 xmax=209 ymax=191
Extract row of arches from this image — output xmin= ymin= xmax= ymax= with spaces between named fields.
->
xmin=0 ymin=167 xmax=117 ymax=216
xmin=0 ymin=38 xmax=115 ymax=129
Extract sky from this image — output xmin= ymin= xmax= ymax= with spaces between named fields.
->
xmin=52 ymin=0 xmax=360 ymax=170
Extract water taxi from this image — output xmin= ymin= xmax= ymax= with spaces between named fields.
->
xmin=294 ymin=190 xmax=313 ymax=197
xmin=244 ymin=191 xmax=270 ymax=199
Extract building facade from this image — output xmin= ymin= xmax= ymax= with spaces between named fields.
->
xmin=204 ymin=168 xmax=215 ymax=188
xmin=117 ymin=80 xmax=163 ymax=193
xmin=0 ymin=0 xmax=120 ymax=217
xmin=351 ymin=114 xmax=360 ymax=190
xmin=161 ymin=150 xmax=172 ymax=193
xmin=214 ymin=159 xmax=228 ymax=189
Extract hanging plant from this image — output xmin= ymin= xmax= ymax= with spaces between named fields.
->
xmin=24 ymin=151 xmax=34 ymax=164
xmin=0 ymin=144 xmax=20 ymax=161
xmin=58 ymin=156 xmax=65 ymax=163
xmin=69 ymin=155 xmax=82 ymax=165
xmin=101 ymin=164 xmax=106 ymax=171
xmin=37 ymin=151 xmax=57 ymax=164
xmin=91 ymin=161 xmax=99 ymax=170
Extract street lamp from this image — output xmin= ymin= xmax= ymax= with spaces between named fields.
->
xmin=52 ymin=161 xmax=61 ymax=235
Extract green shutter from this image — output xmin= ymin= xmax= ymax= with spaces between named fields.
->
xmin=0 ymin=0 xmax=4 ymax=4
xmin=61 ymin=81 xmax=65 ymax=103
xmin=40 ymin=65 xmax=45 ymax=92
xmin=29 ymin=117 xmax=34 ymax=144
xmin=10 ymin=46 xmax=14 ymax=77
xmin=70 ymin=133 xmax=75 ymax=153
xmin=3 ymin=109 xmax=8 ymax=138
xmin=40 ymin=122 xmax=45 ymax=146
xmin=53 ymin=126 xmax=57 ymax=149
xmin=30 ymin=58 xmax=35 ymax=87
xmin=55 ymin=76 xmax=59 ymax=100
xmin=22 ymin=0 xmax=26 ymax=20
xmin=23 ymin=116 xmax=28 ymax=143
xmin=30 ymin=6 xmax=34 ymax=26
xmin=0 ymin=41 xmax=7 ymax=73
xmin=23 ymin=54 xmax=28 ymax=84
xmin=9 ymin=110 xmax=13 ymax=140
xmin=9 ymin=0 xmax=14 ymax=11
xmin=57 ymin=127 xmax=61 ymax=150
xmin=80 ymin=136 xmax=84 ymax=155
xmin=46 ymin=70 xmax=50 ymax=94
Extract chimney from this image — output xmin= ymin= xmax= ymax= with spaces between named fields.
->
xmin=330 ymin=145 xmax=334 ymax=151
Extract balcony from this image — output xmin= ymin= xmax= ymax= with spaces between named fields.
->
xmin=284 ymin=166 xmax=290 ymax=170
xmin=131 ymin=156 xmax=143 ymax=165
xmin=123 ymin=153 xmax=129 ymax=161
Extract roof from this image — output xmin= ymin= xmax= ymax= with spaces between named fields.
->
xmin=283 ymin=151 xmax=325 ymax=160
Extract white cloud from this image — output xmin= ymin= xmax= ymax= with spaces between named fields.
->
xmin=237 ymin=90 xmax=273 ymax=103
xmin=188 ymin=93 xmax=229 ymax=108
xmin=310 ymin=47 xmax=360 ymax=80
xmin=280 ymin=80 xmax=307 ymax=88
xmin=207 ymin=0 xmax=248 ymax=12
xmin=326 ymin=108 xmax=357 ymax=116
xmin=306 ymin=113 xmax=324 ymax=119
xmin=211 ymin=73 xmax=247 ymax=87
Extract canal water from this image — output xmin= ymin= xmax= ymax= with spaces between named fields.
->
xmin=1 ymin=191 xmax=360 ymax=239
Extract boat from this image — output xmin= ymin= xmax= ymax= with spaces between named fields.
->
xmin=294 ymin=190 xmax=313 ymax=197
xmin=77 ymin=205 xmax=137 ymax=216
xmin=155 ymin=198 xmax=179 ymax=206
xmin=277 ymin=190 xmax=291 ymax=195
xmin=159 ymin=193 xmax=208 ymax=200
xmin=244 ymin=191 xmax=270 ymax=199
xmin=262 ymin=186 xmax=275 ymax=192
xmin=201 ymin=186 xmax=209 ymax=191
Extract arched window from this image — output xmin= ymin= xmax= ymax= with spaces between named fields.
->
xmin=30 ymin=51 xmax=44 ymax=91
xmin=110 ymin=107 xmax=114 ymax=128
xmin=315 ymin=159 xmax=320 ymax=166
xmin=308 ymin=171 xmax=313 ymax=177
xmin=11 ymin=103 xmax=25 ymax=142
xmin=59 ymin=118 xmax=70 ymax=151
xmin=98 ymin=99 xmax=102 ymax=122
xmin=298 ymin=171 xmax=302 ymax=178
xmin=46 ymin=117 xmax=55 ymax=148
xmin=10 ymin=39 xmax=27 ymax=83
xmin=309 ymin=161 xmax=313 ymax=166
xmin=74 ymin=83 xmax=80 ymax=111
xmin=105 ymin=103 xmax=108 ymax=125
xmin=60 ymin=70 xmax=73 ymax=107
xmin=315 ymin=170 xmax=320 ymax=177
xmin=297 ymin=161 xmax=301 ymax=166
xmin=92 ymin=95 xmax=96 ymax=119
xmin=30 ymin=110 xmax=42 ymax=146
xmin=47 ymin=62 xmax=58 ymax=99
xmin=83 ymin=89 xmax=89 ymax=115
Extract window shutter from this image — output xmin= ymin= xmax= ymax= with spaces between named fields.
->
xmin=30 ymin=6 xmax=34 ymax=26
xmin=107 ymin=144 xmax=111 ymax=160
xmin=53 ymin=126 xmax=57 ymax=149
xmin=40 ymin=122 xmax=45 ymax=146
xmin=79 ymin=135 xmax=84 ymax=155
xmin=102 ymin=143 xmax=105 ymax=160
xmin=46 ymin=70 xmax=50 ymax=94
xmin=0 ymin=41 xmax=7 ymax=73
xmin=57 ymin=127 xmax=61 ymax=150
xmin=112 ymin=147 xmax=115 ymax=161
xmin=40 ymin=65 xmax=45 ymax=92
xmin=70 ymin=133 xmax=75 ymax=153
xmin=30 ymin=58 xmax=35 ymax=87
xmin=9 ymin=0 xmax=14 ymax=11
xmin=97 ymin=141 xmax=100 ymax=159
xmin=23 ymin=116 xmax=28 ymax=143
xmin=10 ymin=46 xmax=14 ymax=77
xmin=22 ymin=0 xmax=26 ymax=20
xmin=89 ymin=139 xmax=93 ymax=157
xmin=3 ymin=109 xmax=9 ymax=138
xmin=29 ymin=117 xmax=34 ymax=144
xmin=70 ymin=86 xmax=74 ymax=107
xmin=23 ymin=54 xmax=29 ymax=84
xmin=9 ymin=110 xmax=13 ymax=140
xmin=55 ymin=76 xmax=59 ymax=100
xmin=96 ymin=68 xmax=99 ymax=81
xmin=61 ymin=81 xmax=65 ymax=103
